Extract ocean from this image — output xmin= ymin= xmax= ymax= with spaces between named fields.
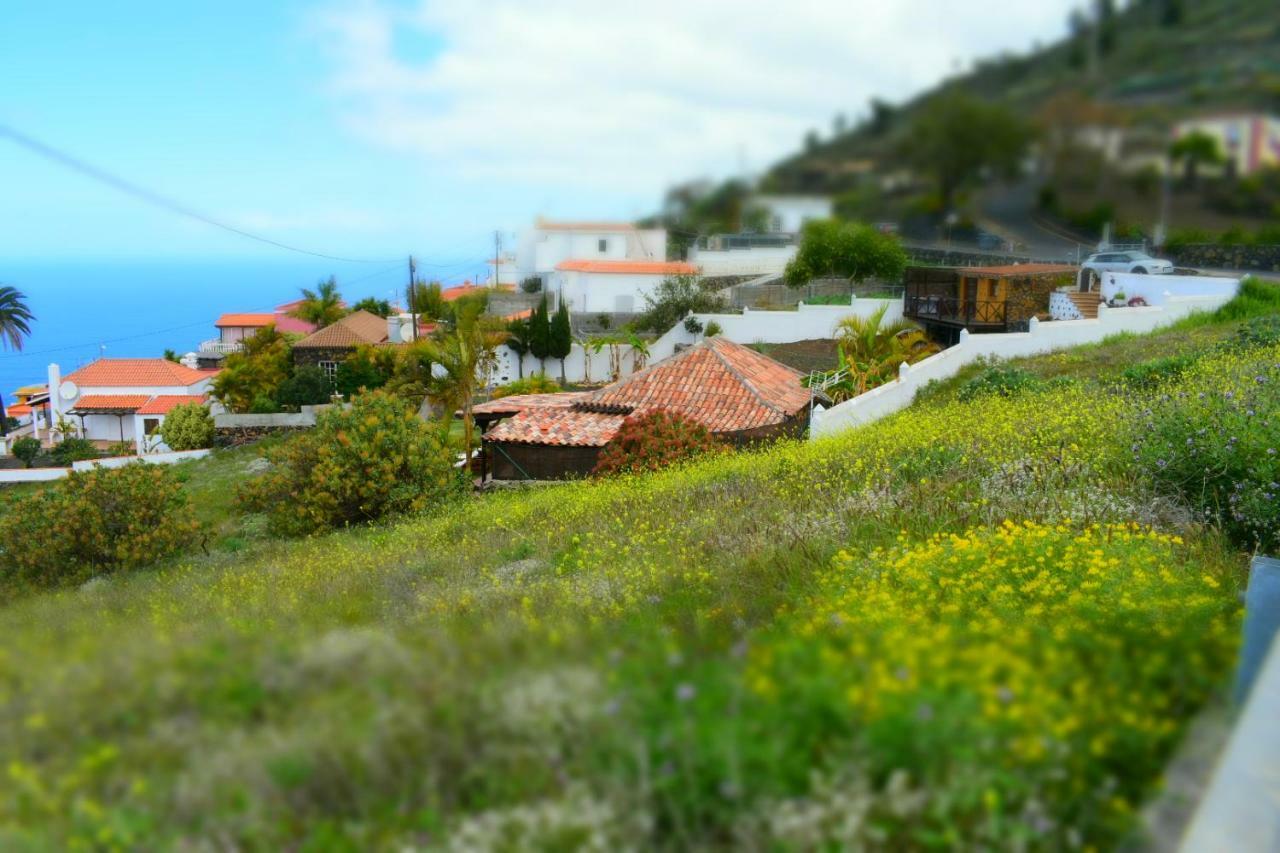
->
xmin=0 ymin=258 xmax=417 ymax=402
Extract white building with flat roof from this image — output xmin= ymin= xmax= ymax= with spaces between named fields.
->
xmin=551 ymin=260 xmax=699 ymax=314
xmin=751 ymin=195 xmax=833 ymax=234
xmin=516 ymin=218 xmax=668 ymax=285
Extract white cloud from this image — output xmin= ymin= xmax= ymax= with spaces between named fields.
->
xmin=311 ymin=0 xmax=1076 ymax=201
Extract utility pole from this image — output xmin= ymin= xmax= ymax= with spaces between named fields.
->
xmin=492 ymin=230 xmax=502 ymax=288
xmin=408 ymin=255 xmax=417 ymax=341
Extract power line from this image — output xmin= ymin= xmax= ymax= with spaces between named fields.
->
xmin=0 ymin=122 xmax=404 ymax=265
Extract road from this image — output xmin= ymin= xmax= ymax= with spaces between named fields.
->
xmin=975 ymin=181 xmax=1094 ymax=263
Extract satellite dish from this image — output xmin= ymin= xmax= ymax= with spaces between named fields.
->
xmin=59 ymin=380 xmax=78 ymax=400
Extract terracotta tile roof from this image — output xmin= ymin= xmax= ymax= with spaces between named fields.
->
xmin=64 ymin=359 xmax=211 ymax=388
xmin=555 ymin=260 xmax=699 ymax=275
xmin=272 ymin=315 xmax=317 ymax=335
xmin=215 ymin=313 xmax=276 ymax=328
xmin=472 ymin=391 xmax=589 ymax=416
xmin=70 ymin=394 xmax=152 ymax=412
xmin=8 ymin=404 xmax=32 ymax=416
xmin=293 ymin=310 xmax=389 ymax=349
xmin=579 ymin=337 xmax=809 ymax=433
xmin=136 ymin=395 xmax=207 ymax=415
xmin=14 ymin=384 xmax=45 ymax=396
xmin=441 ymin=284 xmax=486 ymax=301
xmin=484 ymin=408 xmax=627 ymax=447
xmin=959 ymin=263 xmax=1078 ymax=278
xmin=536 ymin=218 xmax=636 ymax=232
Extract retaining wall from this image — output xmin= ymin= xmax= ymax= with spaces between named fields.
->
xmin=0 ymin=449 xmax=213 ymax=483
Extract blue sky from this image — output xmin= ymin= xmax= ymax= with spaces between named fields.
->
xmin=1 ymin=0 xmax=1077 ymax=272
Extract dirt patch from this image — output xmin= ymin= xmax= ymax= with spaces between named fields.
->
xmin=749 ymin=339 xmax=839 ymax=374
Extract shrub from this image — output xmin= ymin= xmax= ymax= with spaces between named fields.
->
xmin=335 ymin=345 xmax=396 ymax=398
xmin=703 ymin=320 xmax=723 ymax=337
xmin=157 ymin=403 xmax=214 ymax=451
xmin=249 ymin=396 xmax=279 ymax=414
xmin=105 ymin=441 xmax=135 ymax=458
xmin=275 ymin=365 xmax=332 ymax=409
xmin=492 ymin=374 xmax=561 ymax=399
xmin=593 ymin=410 xmax=725 ymax=476
xmin=0 ymin=463 xmax=199 ymax=592
xmin=1135 ymin=346 xmax=1280 ymax=553
xmin=1213 ymin=277 xmax=1280 ymax=324
xmin=635 ymin=275 xmax=727 ymax=333
xmin=50 ymin=437 xmax=98 ymax=466
xmin=1120 ymin=354 xmax=1198 ymax=390
xmin=683 ymin=316 xmax=704 ymax=334
xmin=11 ymin=437 xmax=40 ymax=468
xmin=956 ymin=365 xmax=1041 ymax=402
xmin=237 ymin=391 xmax=462 ymax=536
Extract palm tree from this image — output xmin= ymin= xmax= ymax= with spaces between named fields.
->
xmin=419 ymin=298 xmax=509 ymax=476
xmin=290 ymin=276 xmax=347 ymax=328
xmin=1168 ymin=131 xmax=1224 ymax=187
xmin=0 ymin=287 xmax=35 ymax=439
xmin=833 ymin=304 xmax=930 ymax=396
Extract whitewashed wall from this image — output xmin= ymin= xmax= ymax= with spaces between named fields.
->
xmin=688 ymin=245 xmax=796 ymax=276
xmin=1101 ymin=272 xmax=1240 ymax=306
xmin=811 ymin=292 xmax=1236 ymax=438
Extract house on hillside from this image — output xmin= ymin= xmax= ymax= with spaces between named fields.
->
xmin=476 ymin=337 xmax=810 ymax=480
xmin=903 ymin=264 xmax=1081 ymax=344
xmin=1173 ymin=112 xmax=1280 ymax=177
xmin=291 ymin=310 xmax=391 ymax=380
xmin=750 ymin=195 xmax=833 ymax=234
xmin=46 ymin=359 xmax=219 ymax=453
xmin=551 ymin=260 xmax=700 ymax=314
xmin=196 ymin=303 xmax=318 ymax=368
xmin=515 ymin=219 xmax=669 ymax=290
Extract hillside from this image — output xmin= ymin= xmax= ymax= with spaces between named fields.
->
xmin=3 ymin=291 xmax=1278 ymax=846
xmin=764 ymin=0 xmax=1280 ymax=196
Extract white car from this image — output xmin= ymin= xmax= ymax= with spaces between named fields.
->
xmin=1082 ymin=251 xmax=1174 ymax=275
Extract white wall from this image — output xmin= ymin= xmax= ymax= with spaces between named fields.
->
xmin=688 ymin=245 xmax=796 ymax=276
xmin=753 ymin=195 xmax=833 ymax=233
xmin=812 ymin=292 xmax=1236 ymax=438
xmin=521 ymin=227 xmax=668 ymax=278
xmin=1101 ymin=272 xmax=1240 ymax=306
xmin=553 ymin=270 xmax=666 ymax=313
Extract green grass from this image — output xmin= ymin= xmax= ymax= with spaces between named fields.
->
xmin=0 ymin=304 xmax=1273 ymax=848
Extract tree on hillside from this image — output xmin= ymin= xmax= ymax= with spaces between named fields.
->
xmin=635 ymin=274 xmax=726 ymax=333
xmin=408 ymin=280 xmax=446 ymax=320
xmin=419 ymin=299 xmax=508 ymax=476
xmin=351 ymin=297 xmax=393 ymax=317
xmin=550 ymin=300 xmax=573 ymax=383
xmin=900 ymin=93 xmax=1033 ymax=209
xmin=506 ymin=317 xmax=533 ymax=379
xmin=210 ymin=324 xmax=292 ymax=413
xmin=783 ymin=220 xmax=907 ymax=289
xmin=1169 ymin=131 xmax=1224 ymax=186
xmin=529 ymin=296 xmax=551 ymax=373
xmin=0 ymin=286 xmax=34 ymax=438
xmin=291 ymin=277 xmax=347 ymax=328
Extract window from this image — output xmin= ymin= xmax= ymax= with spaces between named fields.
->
xmin=143 ymin=418 xmax=161 ymax=436
xmin=319 ymin=360 xmax=338 ymax=381
xmin=598 ymin=238 xmax=608 ymax=253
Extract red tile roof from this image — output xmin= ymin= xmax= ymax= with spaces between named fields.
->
xmin=215 ymin=313 xmax=276 ymax=328
xmin=64 ymin=359 xmax=211 ymax=388
xmin=272 ymin=315 xmax=317 ymax=335
xmin=293 ymin=310 xmax=389 ymax=349
xmin=555 ymin=260 xmax=699 ymax=275
xmin=579 ymin=337 xmax=809 ymax=433
xmin=70 ymin=394 xmax=152 ymax=412
xmin=484 ymin=408 xmax=627 ymax=447
xmin=959 ymin=263 xmax=1078 ymax=277
xmin=473 ymin=391 xmax=589 ymax=416
xmin=136 ymin=395 xmax=207 ymax=415
xmin=8 ymin=404 xmax=33 ymax=416
xmin=441 ymin=284 xmax=486 ymax=301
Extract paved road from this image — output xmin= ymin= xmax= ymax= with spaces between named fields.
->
xmin=976 ymin=181 xmax=1094 ymax=263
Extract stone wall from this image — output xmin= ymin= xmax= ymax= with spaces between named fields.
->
xmin=214 ymin=425 xmax=308 ymax=449
xmin=904 ymin=245 xmax=1069 ymax=267
xmin=1169 ymin=244 xmax=1280 ymax=273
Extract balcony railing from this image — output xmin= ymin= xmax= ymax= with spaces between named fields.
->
xmin=904 ymin=284 xmax=1007 ymax=329
xmin=198 ymin=339 xmax=244 ymax=354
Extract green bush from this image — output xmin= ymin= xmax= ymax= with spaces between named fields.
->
xmin=1213 ymin=277 xmax=1280 ymax=325
xmin=157 ymin=403 xmax=215 ymax=451
xmin=275 ymin=366 xmax=332 ymax=410
xmin=957 ymin=365 xmax=1042 ymax=402
xmin=704 ymin=320 xmax=723 ymax=337
xmin=50 ymin=438 xmax=98 ymax=466
xmin=11 ymin=437 xmax=40 ymax=468
xmin=237 ymin=391 xmax=462 ymax=536
xmin=105 ymin=441 xmax=135 ymax=458
xmin=1120 ymin=354 xmax=1198 ymax=390
xmin=335 ymin=345 xmax=395 ymax=398
xmin=249 ymin=395 xmax=279 ymax=414
xmin=491 ymin=374 xmax=561 ymax=399
xmin=593 ymin=410 xmax=725 ymax=477
xmin=0 ymin=463 xmax=199 ymax=593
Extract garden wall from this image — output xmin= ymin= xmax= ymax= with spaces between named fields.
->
xmin=0 ymin=449 xmax=213 ymax=483
xmin=1169 ymin=243 xmax=1280 ymax=273
xmin=1100 ymin=272 xmax=1243 ymax=306
xmin=811 ymin=291 xmax=1237 ymax=438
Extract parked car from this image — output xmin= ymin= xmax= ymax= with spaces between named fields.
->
xmin=1082 ymin=250 xmax=1174 ymax=275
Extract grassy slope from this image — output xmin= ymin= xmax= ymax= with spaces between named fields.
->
xmin=0 ymin=311 xmax=1269 ymax=848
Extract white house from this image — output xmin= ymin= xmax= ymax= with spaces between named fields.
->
xmin=751 ymin=195 xmax=833 ymax=234
xmin=47 ymin=359 xmax=219 ymax=454
xmin=516 ymin=218 xmax=668 ymax=285
xmin=551 ymin=260 xmax=699 ymax=314
xmin=1173 ymin=113 xmax=1280 ymax=177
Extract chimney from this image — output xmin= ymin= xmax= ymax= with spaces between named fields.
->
xmin=387 ymin=315 xmax=401 ymax=344
xmin=47 ymin=363 xmax=61 ymax=422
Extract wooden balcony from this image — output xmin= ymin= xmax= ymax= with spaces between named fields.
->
xmin=904 ymin=283 xmax=1007 ymax=330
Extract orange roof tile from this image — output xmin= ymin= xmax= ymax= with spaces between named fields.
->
xmin=70 ymin=394 xmax=152 ymax=412
xmin=484 ymin=408 xmax=627 ymax=447
xmin=293 ymin=310 xmax=389 ymax=349
xmin=136 ymin=395 xmax=207 ymax=415
xmin=8 ymin=404 xmax=32 ymax=416
xmin=215 ymin=313 xmax=276 ymax=327
xmin=555 ymin=260 xmax=699 ymax=275
xmin=63 ymin=359 xmax=211 ymax=388
xmin=579 ymin=337 xmax=809 ymax=433
xmin=472 ymin=391 xmax=589 ymax=416
xmin=441 ymin=284 xmax=486 ymax=301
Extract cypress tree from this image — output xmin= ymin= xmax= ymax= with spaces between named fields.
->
xmin=550 ymin=300 xmax=573 ymax=383
xmin=529 ymin=296 xmax=551 ymax=374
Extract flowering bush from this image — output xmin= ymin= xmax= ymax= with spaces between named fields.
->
xmin=1136 ymin=344 xmax=1280 ymax=552
xmin=592 ymin=409 xmax=724 ymax=476
xmin=237 ymin=390 xmax=462 ymax=535
xmin=747 ymin=522 xmax=1237 ymax=847
xmin=0 ymin=463 xmax=199 ymax=592
xmin=156 ymin=402 xmax=214 ymax=451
